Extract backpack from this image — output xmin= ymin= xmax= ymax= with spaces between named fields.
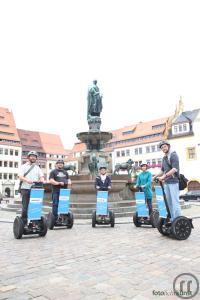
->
xmin=165 ymin=152 xmax=188 ymax=190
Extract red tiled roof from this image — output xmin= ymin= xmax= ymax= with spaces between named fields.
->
xmin=0 ymin=107 xmax=21 ymax=144
xmin=39 ymin=132 xmax=66 ymax=155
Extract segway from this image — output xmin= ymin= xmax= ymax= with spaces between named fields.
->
xmin=48 ymin=189 xmax=73 ymax=230
xmin=133 ymin=187 xmax=158 ymax=228
xmin=92 ymin=190 xmax=115 ymax=227
xmin=155 ymin=179 xmax=193 ymax=240
xmin=13 ymin=182 xmax=48 ymax=239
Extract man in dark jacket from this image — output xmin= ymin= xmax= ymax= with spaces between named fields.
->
xmin=95 ymin=166 xmax=111 ymax=191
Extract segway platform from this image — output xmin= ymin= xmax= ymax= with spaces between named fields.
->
xmin=92 ymin=191 xmax=115 ymax=227
xmin=13 ymin=186 xmax=47 ymax=239
xmin=133 ymin=192 xmax=157 ymax=227
xmin=155 ymin=184 xmax=193 ymax=240
xmin=48 ymin=189 xmax=74 ymax=230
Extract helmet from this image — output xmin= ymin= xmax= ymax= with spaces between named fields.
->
xmin=56 ymin=159 xmax=64 ymax=164
xmin=140 ymin=161 xmax=148 ymax=168
xmin=99 ymin=165 xmax=107 ymax=170
xmin=27 ymin=151 xmax=38 ymax=158
xmin=158 ymin=140 xmax=170 ymax=149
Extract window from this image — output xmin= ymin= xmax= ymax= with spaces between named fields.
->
xmin=4 ymin=161 xmax=8 ymax=167
xmin=139 ymin=147 xmax=142 ymax=154
xmin=187 ymin=147 xmax=196 ymax=160
xmin=14 ymin=174 xmax=18 ymax=180
xmin=146 ymin=160 xmax=151 ymax=165
xmin=146 ymin=146 xmax=150 ymax=153
xmin=9 ymin=162 xmax=13 ymax=168
xmin=126 ymin=149 xmax=130 ymax=156
xmin=151 ymin=145 xmax=156 ymax=152
xmin=157 ymin=158 xmax=162 ymax=165
xmin=121 ymin=150 xmax=125 ymax=157
xmin=49 ymin=163 xmax=52 ymax=169
xmin=183 ymin=124 xmax=187 ymax=131
xmin=15 ymin=150 xmax=18 ymax=156
xmin=116 ymin=151 xmax=120 ymax=157
xmin=0 ymin=148 xmax=3 ymax=154
xmin=5 ymin=149 xmax=8 ymax=155
xmin=152 ymin=159 xmax=156 ymax=165
xmin=134 ymin=161 xmax=139 ymax=167
xmin=0 ymin=173 xmax=2 ymax=179
xmin=10 ymin=149 xmax=14 ymax=155
xmin=4 ymin=173 xmax=7 ymax=180
xmin=14 ymin=162 xmax=18 ymax=168
xmin=178 ymin=124 xmax=182 ymax=132
xmin=9 ymin=174 xmax=13 ymax=180
xmin=0 ymin=161 xmax=2 ymax=167
xmin=174 ymin=125 xmax=178 ymax=133
xmin=135 ymin=148 xmax=138 ymax=155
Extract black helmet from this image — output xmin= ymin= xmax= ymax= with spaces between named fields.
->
xmin=99 ymin=165 xmax=107 ymax=170
xmin=27 ymin=151 xmax=38 ymax=158
xmin=56 ymin=159 xmax=64 ymax=164
xmin=158 ymin=140 xmax=170 ymax=149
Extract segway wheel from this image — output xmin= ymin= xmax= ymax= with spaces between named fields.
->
xmin=48 ymin=212 xmax=55 ymax=230
xmin=150 ymin=209 xmax=159 ymax=228
xmin=133 ymin=212 xmax=141 ymax=227
xmin=92 ymin=211 xmax=96 ymax=227
xmin=171 ymin=216 xmax=192 ymax=240
xmin=13 ymin=216 xmax=24 ymax=239
xmin=157 ymin=217 xmax=170 ymax=236
xmin=109 ymin=210 xmax=115 ymax=227
xmin=39 ymin=216 xmax=48 ymax=237
xmin=67 ymin=211 xmax=74 ymax=229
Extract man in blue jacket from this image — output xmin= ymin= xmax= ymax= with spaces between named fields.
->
xmin=95 ymin=166 xmax=111 ymax=191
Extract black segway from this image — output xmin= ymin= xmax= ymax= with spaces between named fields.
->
xmin=133 ymin=186 xmax=158 ymax=228
xmin=13 ymin=182 xmax=48 ymax=239
xmin=92 ymin=190 xmax=115 ymax=227
xmin=155 ymin=179 xmax=193 ymax=240
xmin=48 ymin=189 xmax=74 ymax=230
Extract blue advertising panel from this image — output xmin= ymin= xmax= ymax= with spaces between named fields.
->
xmin=135 ymin=192 xmax=148 ymax=217
xmin=58 ymin=189 xmax=71 ymax=214
xmin=28 ymin=189 xmax=44 ymax=220
xmin=155 ymin=186 xmax=167 ymax=218
xmin=96 ymin=191 xmax=108 ymax=215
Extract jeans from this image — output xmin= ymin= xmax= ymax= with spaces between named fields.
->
xmin=146 ymin=198 xmax=153 ymax=215
xmin=21 ymin=189 xmax=31 ymax=224
xmin=52 ymin=190 xmax=60 ymax=218
xmin=164 ymin=183 xmax=181 ymax=221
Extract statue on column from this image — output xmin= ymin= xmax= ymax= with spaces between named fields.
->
xmin=87 ymin=80 xmax=103 ymax=131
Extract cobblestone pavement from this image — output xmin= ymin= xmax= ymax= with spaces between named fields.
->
xmin=0 ymin=209 xmax=200 ymax=300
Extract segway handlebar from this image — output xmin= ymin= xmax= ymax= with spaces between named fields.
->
xmin=31 ymin=182 xmax=44 ymax=189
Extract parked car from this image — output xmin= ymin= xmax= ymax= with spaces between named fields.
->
xmin=180 ymin=190 xmax=200 ymax=201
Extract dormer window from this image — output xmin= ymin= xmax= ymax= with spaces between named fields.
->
xmin=172 ymin=123 xmax=189 ymax=135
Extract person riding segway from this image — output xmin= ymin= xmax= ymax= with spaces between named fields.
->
xmin=13 ymin=151 xmax=47 ymax=239
xmin=133 ymin=162 xmax=158 ymax=227
xmin=48 ymin=159 xmax=73 ymax=229
xmin=92 ymin=165 xmax=115 ymax=227
xmin=153 ymin=140 xmax=193 ymax=240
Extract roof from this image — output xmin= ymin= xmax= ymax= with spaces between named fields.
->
xmin=18 ymin=129 xmax=44 ymax=152
xmin=39 ymin=132 xmax=66 ymax=155
xmin=18 ymin=129 xmax=66 ymax=155
xmin=106 ymin=117 xmax=168 ymax=149
xmin=173 ymin=109 xmax=199 ymax=124
xmin=0 ymin=107 xmax=21 ymax=145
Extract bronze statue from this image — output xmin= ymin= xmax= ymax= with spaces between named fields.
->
xmin=87 ymin=80 xmax=103 ymax=120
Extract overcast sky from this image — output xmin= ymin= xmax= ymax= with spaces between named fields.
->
xmin=0 ymin=0 xmax=199 ymax=149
